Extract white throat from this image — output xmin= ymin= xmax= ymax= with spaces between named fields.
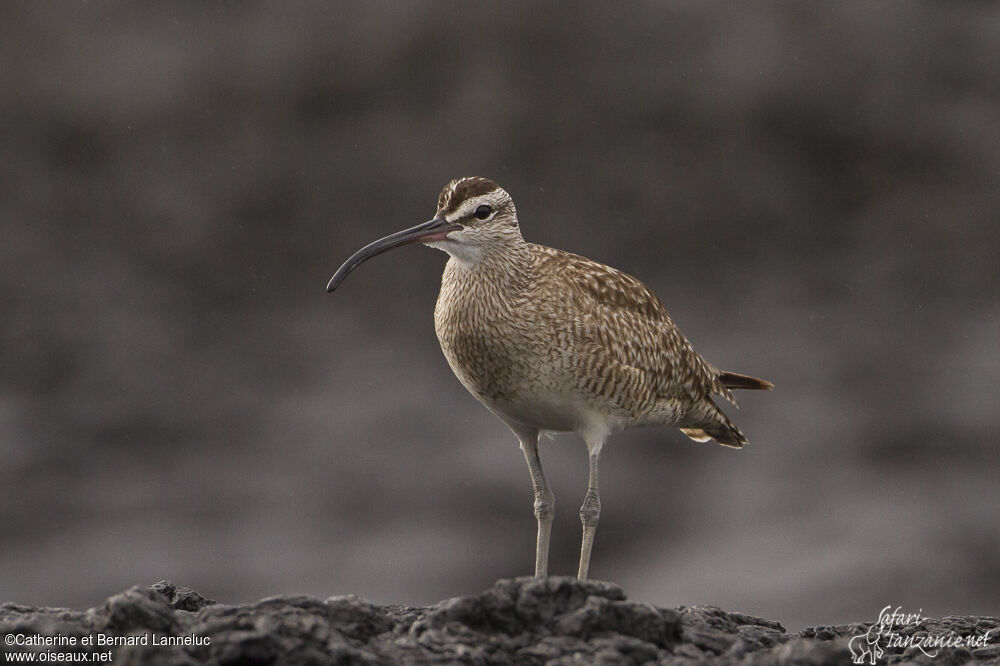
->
xmin=425 ymin=239 xmax=483 ymax=266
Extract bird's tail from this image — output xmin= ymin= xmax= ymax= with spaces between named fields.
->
xmin=679 ymin=400 xmax=749 ymax=448
xmin=680 ymin=372 xmax=772 ymax=447
xmin=717 ymin=371 xmax=773 ymax=391
xmin=680 ymin=418 xmax=747 ymax=448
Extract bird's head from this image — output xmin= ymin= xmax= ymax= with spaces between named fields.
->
xmin=327 ymin=177 xmax=521 ymax=292
xmin=427 ymin=177 xmax=521 ymax=260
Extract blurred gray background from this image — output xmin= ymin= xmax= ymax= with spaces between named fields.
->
xmin=1 ymin=1 xmax=997 ymax=630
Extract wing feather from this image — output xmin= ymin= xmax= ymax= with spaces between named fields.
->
xmin=531 ymin=245 xmax=733 ymax=410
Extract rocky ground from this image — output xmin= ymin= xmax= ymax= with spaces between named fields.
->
xmin=1 ymin=578 xmax=997 ymax=665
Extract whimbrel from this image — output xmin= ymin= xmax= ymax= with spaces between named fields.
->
xmin=327 ymin=177 xmax=772 ymax=580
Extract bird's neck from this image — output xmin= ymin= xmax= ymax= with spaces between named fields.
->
xmin=440 ymin=237 xmax=534 ymax=301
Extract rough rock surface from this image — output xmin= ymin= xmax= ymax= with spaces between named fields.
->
xmin=1 ymin=578 xmax=996 ymax=665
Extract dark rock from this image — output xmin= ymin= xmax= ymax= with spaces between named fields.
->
xmin=1 ymin=579 xmax=997 ymax=665
xmin=151 ymin=582 xmax=216 ymax=613
xmin=741 ymin=638 xmax=850 ymax=666
xmin=554 ymin=595 xmax=679 ymax=647
xmin=90 ymin=586 xmax=180 ymax=635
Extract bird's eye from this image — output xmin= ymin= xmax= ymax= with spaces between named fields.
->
xmin=474 ymin=204 xmax=493 ymax=220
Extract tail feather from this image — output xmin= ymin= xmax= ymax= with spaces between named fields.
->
xmin=681 ymin=372 xmax=771 ymax=448
xmin=679 ymin=427 xmax=712 ymax=443
xmin=718 ymin=371 xmax=773 ymax=391
xmin=680 ymin=422 xmax=747 ymax=448
xmin=680 ymin=401 xmax=749 ymax=448
xmin=701 ymin=420 xmax=748 ymax=448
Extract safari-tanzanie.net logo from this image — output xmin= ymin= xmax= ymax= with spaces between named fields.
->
xmin=849 ymin=606 xmax=993 ymax=664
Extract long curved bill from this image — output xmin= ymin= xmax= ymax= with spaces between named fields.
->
xmin=326 ymin=217 xmax=460 ymax=292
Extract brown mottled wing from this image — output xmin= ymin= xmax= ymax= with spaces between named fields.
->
xmin=533 ymin=246 xmax=734 ymax=412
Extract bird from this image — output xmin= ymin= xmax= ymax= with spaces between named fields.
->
xmin=326 ymin=177 xmax=772 ymax=580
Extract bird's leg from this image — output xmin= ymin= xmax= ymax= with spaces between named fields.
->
xmin=517 ymin=430 xmax=554 ymax=578
xmin=577 ymin=448 xmax=602 ymax=580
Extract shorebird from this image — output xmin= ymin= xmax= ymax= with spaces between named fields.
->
xmin=326 ymin=177 xmax=772 ymax=580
